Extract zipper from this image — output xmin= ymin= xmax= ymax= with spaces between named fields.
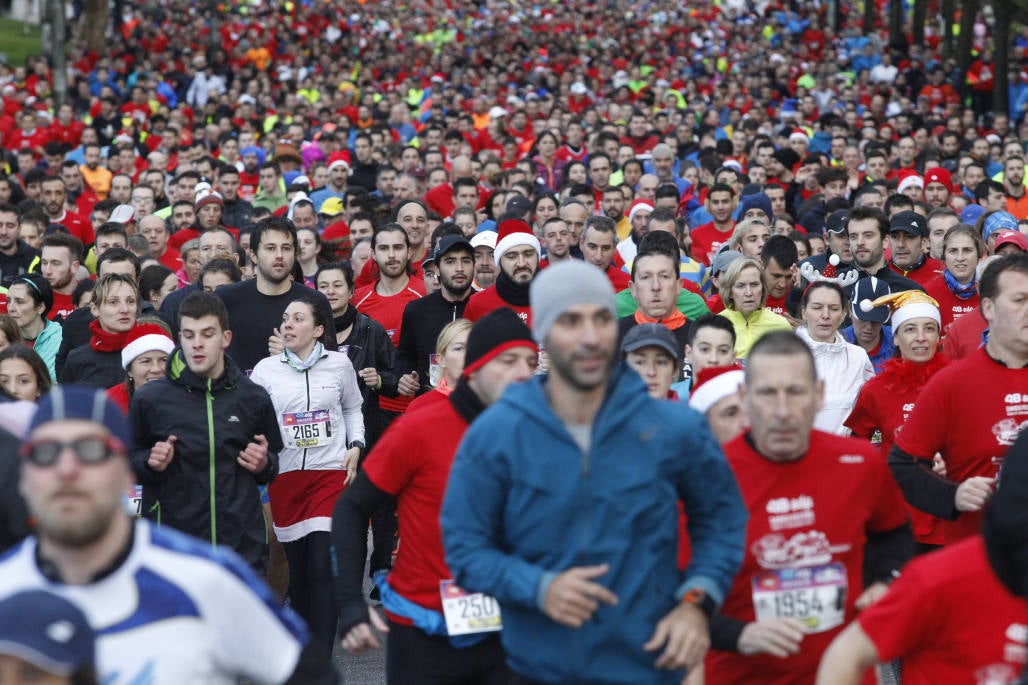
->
xmin=301 ymin=369 xmax=311 ymax=470
xmin=206 ymin=379 xmax=216 ymax=550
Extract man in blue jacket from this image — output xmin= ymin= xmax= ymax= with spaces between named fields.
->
xmin=441 ymin=260 xmax=748 ymax=684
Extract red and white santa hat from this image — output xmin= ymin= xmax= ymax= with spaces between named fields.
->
xmin=628 ymin=199 xmax=654 ymax=222
xmin=121 ymin=323 xmax=176 ymax=370
xmin=788 ymin=128 xmax=809 ymax=145
xmin=688 ymin=365 xmax=745 ymax=414
xmin=194 ymin=186 xmax=224 ymax=209
xmin=896 ymin=170 xmax=924 ymax=195
xmin=493 ymin=218 xmax=541 ymax=266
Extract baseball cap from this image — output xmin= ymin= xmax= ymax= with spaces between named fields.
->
xmin=109 ymin=204 xmax=136 ymax=224
xmin=621 ymin=323 xmax=681 ymax=362
xmin=851 ymin=277 xmax=891 ymax=322
xmin=993 ymin=230 xmax=1028 ymax=253
xmin=0 ymin=591 xmax=95 ymax=677
xmin=960 ymin=204 xmax=985 ymax=226
xmin=470 ymin=231 xmax=497 ymax=250
xmin=434 ymin=234 xmax=474 ymax=260
xmin=889 ymin=210 xmax=927 ymax=237
xmin=824 ymin=209 xmax=850 ymax=234
xmin=711 ymin=249 xmax=743 ymax=276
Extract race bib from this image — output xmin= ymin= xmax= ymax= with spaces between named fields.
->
xmin=440 ymin=580 xmax=502 ymax=636
xmin=125 ymin=485 xmax=143 ymax=517
xmin=751 ymin=562 xmax=847 ymax=634
xmin=282 ymin=409 xmax=334 ymax=449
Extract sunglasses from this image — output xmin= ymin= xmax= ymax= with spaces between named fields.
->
xmin=20 ymin=436 xmax=124 ymax=467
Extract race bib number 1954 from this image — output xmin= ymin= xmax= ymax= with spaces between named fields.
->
xmin=751 ymin=562 xmax=847 ymax=634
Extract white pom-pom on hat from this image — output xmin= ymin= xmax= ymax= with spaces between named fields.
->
xmin=859 ymin=299 xmax=874 ymax=313
xmin=829 ymin=253 xmax=840 ymax=267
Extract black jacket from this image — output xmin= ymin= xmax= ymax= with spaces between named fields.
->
xmin=341 ymin=311 xmax=396 ymax=408
xmin=221 ymin=198 xmax=255 ymax=231
xmin=0 ymin=424 xmax=29 ymax=554
xmin=395 ymin=291 xmax=468 ymax=394
xmin=60 ymin=344 xmax=125 ymax=389
xmin=129 ymin=349 xmax=282 ymax=571
xmin=0 ymin=240 xmax=38 ymax=286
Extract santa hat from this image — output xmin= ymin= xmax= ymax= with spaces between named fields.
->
xmin=860 ymin=290 xmax=941 ymax=332
xmin=628 ymin=199 xmax=655 ymax=222
xmin=493 ymin=218 xmax=541 ymax=266
xmin=121 ymin=324 xmax=175 ymax=370
xmin=788 ymin=128 xmax=809 ymax=145
xmin=896 ymin=170 xmax=924 ymax=195
xmin=194 ymin=187 xmax=224 ymax=209
xmin=924 ymin=167 xmax=951 ymax=192
xmin=327 ymin=151 xmax=351 ymax=172
xmin=688 ymin=365 xmax=745 ymax=414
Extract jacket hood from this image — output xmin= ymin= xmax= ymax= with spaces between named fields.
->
xmin=166 ymin=347 xmax=245 ymax=391
xmin=493 ymin=362 xmax=651 ymax=441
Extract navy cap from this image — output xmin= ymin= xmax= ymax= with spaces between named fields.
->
xmin=824 ymin=209 xmax=850 ymax=234
xmin=889 ymin=210 xmax=927 ymax=237
xmin=0 ymin=591 xmax=95 ymax=677
xmin=621 ymin=323 xmax=681 ymax=362
xmin=29 ymin=385 xmax=131 ymax=447
xmin=434 ymin=234 xmax=474 ymax=260
xmin=851 ymin=277 xmax=891 ymax=323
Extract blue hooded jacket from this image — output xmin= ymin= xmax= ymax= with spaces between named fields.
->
xmin=441 ymin=366 xmax=747 ymax=684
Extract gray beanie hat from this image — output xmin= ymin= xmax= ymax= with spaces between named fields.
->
xmin=530 ymin=261 xmax=616 ymax=344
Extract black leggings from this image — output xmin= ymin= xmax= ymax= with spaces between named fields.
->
xmin=385 ymin=620 xmax=509 ymax=685
xmin=283 ymin=532 xmax=336 ymax=655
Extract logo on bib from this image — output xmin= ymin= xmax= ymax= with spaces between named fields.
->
xmin=751 ymin=530 xmax=833 ymax=569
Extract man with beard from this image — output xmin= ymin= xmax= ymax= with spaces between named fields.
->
xmin=691 ymin=184 xmax=737 ymax=266
xmin=0 ymin=202 xmax=39 ymax=283
xmin=215 ymin=217 xmax=336 ymax=374
xmin=40 ymin=232 xmax=84 ymax=320
xmin=601 ymin=186 xmax=630 ymax=241
xmin=464 ymin=217 xmax=540 ymax=325
xmin=847 ymin=207 xmax=923 ymax=296
xmin=396 ymin=235 xmax=474 ymax=395
xmin=441 ymin=261 xmax=747 ymax=685
xmin=471 ymin=231 xmax=499 ymax=290
xmin=616 ymin=200 xmax=654 ymax=264
xmin=78 ymin=142 xmax=112 ymax=201
xmin=0 ymin=385 xmax=338 ymax=683
xmin=217 ymin=164 xmax=254 ymax=230
xmin=40 ymin=176 xmax=94 ymax=246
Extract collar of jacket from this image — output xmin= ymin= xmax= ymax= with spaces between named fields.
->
xmin=167 ymin=347 xmax=241 ymax=391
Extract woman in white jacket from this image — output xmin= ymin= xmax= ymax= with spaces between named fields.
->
xmin=796 ymin=281 xmax=874 ymax=434
xmin=251 ymin=295 xmax=364 ymax=655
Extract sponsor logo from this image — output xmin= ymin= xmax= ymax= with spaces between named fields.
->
xmin=903 ymin=403 xmax=915 ymax=412
xmin=992 ymin=418 xmax=1028 ymax=447
xmin=751 ymin=530 xmax=833 ymax=569
xmin=838 ymin=454 xmax=864 ymax=464
xmin=228 ymin=415 xmax=240 ymax=423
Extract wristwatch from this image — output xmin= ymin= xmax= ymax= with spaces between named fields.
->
xmin=681 ymin=588 xmax=716 ymax=618
xmin=347 ymin=440 xmax=365 ymax=455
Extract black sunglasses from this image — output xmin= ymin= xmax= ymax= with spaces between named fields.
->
xmin=20 ymin=437 xmax=123 ymax=467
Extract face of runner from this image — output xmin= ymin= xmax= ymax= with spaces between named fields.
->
xmin=624 ymin=347 xmax=676 ymax=399
xmin=128 ymin=350 xmax=170 ymax=390
xmin=92 ymin=281 xmax=139 ymax=334
xmin=253 ymin=228 xmax=296 ymax=285
xmin=316 ymin=267 xmax=352 ymax=317
xmin=280 ymin=300 xmax=325 ymax=358
xmin=893 ymin=317 xmax=940 ymax=364
xmin=544 ymin=303 xmax=618 ymax=392
xmin=743 ymin=351 xmax=822 ymax=462
xmin=705 ymin=393 xmax=747 ymax=445
xmin=466 ymin=345 xmax=538 ymax=406
xmin=802 ymin=285 xmax=845 ymax=344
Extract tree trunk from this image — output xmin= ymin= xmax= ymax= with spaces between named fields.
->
xmin=941 ymin=0 xmax=956 ymax=60
xmin=994 ymin=2 xmax=1011 ymax=116
xmin=956 ymin=0 xmax=979 ymax=99
xmin=81 ymin=0 xmax=107 ymax=53
xmin=50 ymin=0 xmax=66 ymax=108
xmin=863 ymin=0 xmax=874 ymax=34
xmin=889 ymin=0 xmax=905 ymax=49
xmin=912 ymin=0 xmax=927 ymax=47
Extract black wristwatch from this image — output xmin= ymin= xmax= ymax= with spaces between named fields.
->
xmin=681 ymin=588 xmax=717 ymax=618
xmin=347 ymin=440 xmax=365 ymax=455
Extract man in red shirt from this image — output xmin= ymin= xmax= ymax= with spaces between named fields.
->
xmin=40 ymin=232 xmax=84 ymax=321
xmin=138 ymin=214 xmax=180 ymax=270
xmin=816 ymin=536 xmax=1026 ymax=685
xmin=887 ymin=211 xmax=943 ymax=287
xmin=706 ymin=331 xmax=911 ymax=685
xmin=889 ymin=253 xmax=1028 ymax=544
xmin=334 ymin=308 xmax=538 ymax=683
xmin=760 ymin=236 xmax=799 ymax=322
xmin=464 ymin=218 xmax=540 ymax=325
xmin=580 ymin=216 xmax=631 ymax=291
xmin=691 ymin=184 xmax=737 ymax=266
xmin=40 ymin=176 xmax=94 ymax=247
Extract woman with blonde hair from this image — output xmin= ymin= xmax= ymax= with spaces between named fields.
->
xmin=717 ymin=257 xmax=792 ymax=359
xmin=409 ymin=318 xmax=473 ymax=412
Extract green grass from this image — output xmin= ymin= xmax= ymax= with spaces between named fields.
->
xmin=0 ymin=17 xmax=43 ymax=67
